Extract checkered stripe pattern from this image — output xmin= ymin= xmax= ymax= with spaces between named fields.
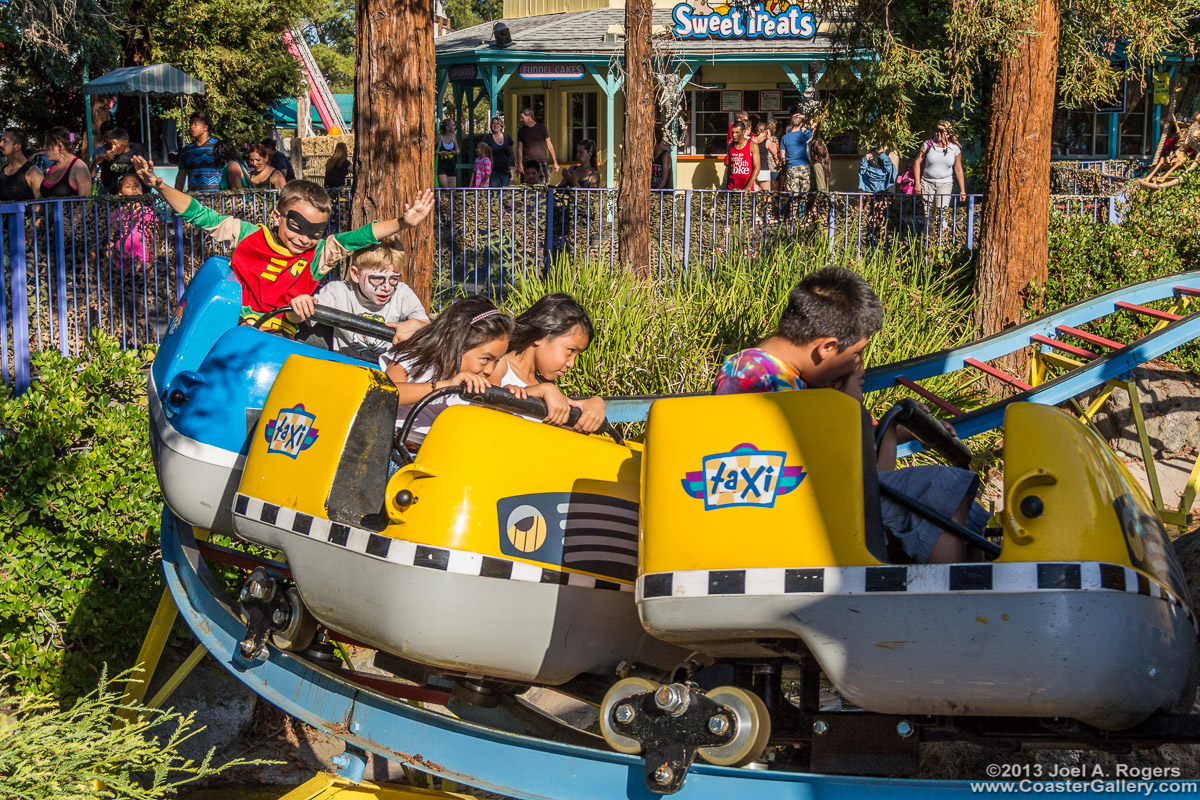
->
xmin=638 ymin=562 xmax=1197 ymax=631
xmin=233 ymin=493 xmax=632 ymax=592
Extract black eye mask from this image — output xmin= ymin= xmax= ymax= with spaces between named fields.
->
xmin=285 ymin=209 xmax=329 ymax=238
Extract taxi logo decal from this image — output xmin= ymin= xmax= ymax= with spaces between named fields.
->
xmin=682 ymin=443 xmax=804 ymax=510
xmin=166 ymin=300 xmax=186 ymax=335
xmin=264 ymin=404 xmax=320 ymax=458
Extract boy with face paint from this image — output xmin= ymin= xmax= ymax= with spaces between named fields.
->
xmin=132 ymin=156 xmax=434 ymax=335
xmin=314 ymin=242 xmax=430 ymax=359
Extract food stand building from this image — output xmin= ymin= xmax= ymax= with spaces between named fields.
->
xmin=434 ymin=0 xmax=1180 ymax=188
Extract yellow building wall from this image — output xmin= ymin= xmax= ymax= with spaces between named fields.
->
xmin=503 ymin=0 xmax=607 ymax=19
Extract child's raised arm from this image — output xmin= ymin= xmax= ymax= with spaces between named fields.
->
xmin=132 ymin=156 xmax=192 ymax=215
xmin=368 ymin=188 xmax=436 ymax=240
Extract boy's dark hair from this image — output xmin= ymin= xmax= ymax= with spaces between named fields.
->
xmin=106 ymin=127 xmax=129 ymax=143
xmin=277 ymin=180 xmax=331 ymax=215
xmin=261 ymin=138 xmax=277 ymax=151
xmin=391 ymin=296 xmax=514 ymax=382
xmin=509 ymin=293 xmax=594 ymax=355
xmin=189 ymin=111 xmax=212 ymax=128
xmin=777 ymin=267 xmax=883 ymax=350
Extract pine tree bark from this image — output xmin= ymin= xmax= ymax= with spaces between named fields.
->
xmin=617 ymin=0 xmax=653 ymax=278
xmin=974 ymin=0 xmax=1060 ymax=339
xmin=352 ymin=0 xmax=436 ymax=306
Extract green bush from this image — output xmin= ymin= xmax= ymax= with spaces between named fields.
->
xmin=0 ymin=333 xmax=163 ymax=698
xmin=1041 ymin=170 xmax=1200 ymax=368
xmin=504 ymin=239 xmax=983 ymax=415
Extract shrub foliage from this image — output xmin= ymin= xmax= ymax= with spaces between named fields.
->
xmin=0 ymin=334 xmax=163 ymax=697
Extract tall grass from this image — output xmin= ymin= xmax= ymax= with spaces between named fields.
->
xmin=503 ymin=240 xmax=982 ymax=413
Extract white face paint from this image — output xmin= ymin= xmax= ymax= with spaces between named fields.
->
xmin=351 ymin=267 xmax=400 ymax=306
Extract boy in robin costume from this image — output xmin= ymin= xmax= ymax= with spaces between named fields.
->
xmin=131 ymin=155 xmax=434 ymax=335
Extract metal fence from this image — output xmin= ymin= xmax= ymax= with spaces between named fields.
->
xmin=3 ymin=186 xmax=1118 ymax=389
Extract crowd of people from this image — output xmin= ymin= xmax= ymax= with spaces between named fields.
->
xmin=0 ymin=111 xmax=336 ymax=205
xmin=720 ymin=109 xmax=969 ymax=232
xmin=446 ymin=108 xmax=608 ymax=190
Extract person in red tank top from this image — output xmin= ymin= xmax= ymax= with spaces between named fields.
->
xmin=724 ymin=120 xmax=759 ymax=192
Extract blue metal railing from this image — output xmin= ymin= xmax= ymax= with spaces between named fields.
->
xmin=2 ymin=187 xmax=1119 ymax=388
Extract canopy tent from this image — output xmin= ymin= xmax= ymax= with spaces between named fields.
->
xmin=83 ymin=64 xmax=206 ymax=97
xmin=268 ymin=94 xmax=354 ymax=131
xmin=82 ymin=64 xmax=206 ymax=162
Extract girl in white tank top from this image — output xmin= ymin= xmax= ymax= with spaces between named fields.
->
xmin=491 ymin=293 xmax=607 ymax=433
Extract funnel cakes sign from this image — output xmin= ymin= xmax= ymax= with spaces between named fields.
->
xmin=672 ymin=1 xmax=816 ymax=39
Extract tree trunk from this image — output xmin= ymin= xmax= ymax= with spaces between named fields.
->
xmin=616 ymin=0 xmax=653 ymax=277
xmin=352 ymin=0 xmax=436 ymax=306
xmin=973 ymin=0 xmax=1060 ymax=341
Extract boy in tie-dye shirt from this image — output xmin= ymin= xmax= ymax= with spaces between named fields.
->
xmin=713 ymin=267 xmax=989 ymax=564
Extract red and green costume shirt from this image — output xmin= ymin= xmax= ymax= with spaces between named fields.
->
xmin=180 ymin=199 xmax=384 ymax=327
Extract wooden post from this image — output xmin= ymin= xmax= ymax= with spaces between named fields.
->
xmin=290 ymin=136 xmax=305 ymax=182
xmin=352 ymin=0 xmax=437 ymax=306
xmin=617 ymin=0 xmax=653 ymax=277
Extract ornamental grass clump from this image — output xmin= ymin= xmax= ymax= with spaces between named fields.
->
xmin=0 ymin=667 xmax=275 ymax=799
xmin=504 ymin=240 xmax=982 ymax=416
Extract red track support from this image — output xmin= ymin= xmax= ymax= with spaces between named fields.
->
xmin=1030 ymin=333 xmax=1098 ymax=360
xmin=1114 ymin=301 xmax=1181 ymax=323
xmin=1174 ymin=286 xmax=1200 ymax=298
xmin=895 ymin=376 xmax=965 ymax=416
xmin=964 ymin=358 xmax=1033 ymax=391
xmin=1055 ymin=325 xmax=1123 ymax=350
xmin=198 ymin=539 xmax=293 ymax=579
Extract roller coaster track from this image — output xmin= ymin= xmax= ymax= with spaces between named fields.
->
xmin=157 ymin=272 xmax=1200 ymax=798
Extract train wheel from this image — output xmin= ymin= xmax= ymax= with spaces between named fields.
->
xmin=599 ymin=676 xmax=658 ymax=754
xmin=697 ymin=686 xmax=771 ymax=767
xmin=271 ymin=587 xmax=318 ymax=652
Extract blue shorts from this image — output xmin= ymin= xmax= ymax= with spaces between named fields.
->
xmin=878 ymin=466 xmax=988 ymax=562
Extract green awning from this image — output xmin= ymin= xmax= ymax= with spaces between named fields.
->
xmin=83 ymin=65 xmax=206 ymax=96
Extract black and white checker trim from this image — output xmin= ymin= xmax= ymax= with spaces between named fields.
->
xmin=233 ymin=493 xmax=632 ymax=592
xmin=638 ymin=562 xmax=1197 ymax=631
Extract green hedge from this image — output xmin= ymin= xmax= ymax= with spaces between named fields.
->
xmin=1041 ymin=170 xmax=1200 ymax=368
xmin=0 ymin=334 xmax=163 ymax=697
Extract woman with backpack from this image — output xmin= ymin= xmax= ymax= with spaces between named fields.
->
xmin=913 ymin=121 xmax=966 ymax=228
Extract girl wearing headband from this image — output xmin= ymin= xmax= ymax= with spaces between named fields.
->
xmin=382 ymin=296 xmax=514 ymax=445
xmin=490 ymin=293 xmax=606 ymax=433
